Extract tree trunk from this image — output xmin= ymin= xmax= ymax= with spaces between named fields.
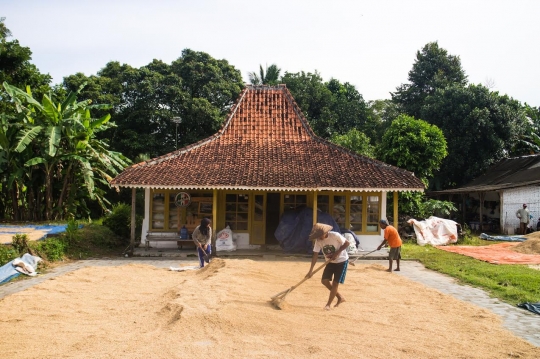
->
xmin=57 ymin=162 xmax=73 ymax=220
xmin=11 ymin=183 xmax=19 ymax=221
xmin=45 ymin=168 xmax=52 ymax=221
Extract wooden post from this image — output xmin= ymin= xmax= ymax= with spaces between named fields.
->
xmin=462 ymin=195 xmax=467 ymax=228
xmin=479 ymin=192 xmax=485 ymax=232
xmin=130 ymin=187 xmax=136 ymax=256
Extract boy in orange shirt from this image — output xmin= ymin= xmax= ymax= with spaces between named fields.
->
xmin=377 ymin=218 xmax=402 ymax=272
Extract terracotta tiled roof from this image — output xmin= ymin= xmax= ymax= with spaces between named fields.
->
xmin=111 ymin=85 xmax=424 ymax=192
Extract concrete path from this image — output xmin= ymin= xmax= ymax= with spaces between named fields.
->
xmin=1 ymin=258 xmax=539 ymax=347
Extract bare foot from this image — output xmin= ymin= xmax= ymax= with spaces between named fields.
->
xmin=324 ymin=305 xmax=331 ymax=311
xmin=385 ymin=269 xmax=392 ymax=272
xmin=334 ymin=297 xmax=346 ymax=307
xmin=395 ymin=268 xmax=400 ymax=271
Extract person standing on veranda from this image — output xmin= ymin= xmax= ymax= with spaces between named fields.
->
xmin=516 ymin=204 xmax=530 ymax=235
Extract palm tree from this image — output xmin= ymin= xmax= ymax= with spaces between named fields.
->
xmin=248 ymin=64 xmax=281 ymax=85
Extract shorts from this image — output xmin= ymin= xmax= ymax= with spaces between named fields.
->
xmin=389 ymin=246 xmax=401 ymax=260
xmin=322 ymin=261 xmax=348 ymax=284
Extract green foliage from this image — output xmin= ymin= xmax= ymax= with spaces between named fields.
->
xmin=0 ymin=244 xmax=18 ymax=266
xmin=11 ymin=233 xmax=31 ymax=255
xmin=6 ymin=224 xmax=122 ymax=266
xmin=377 ymin=114 xmax=447 ymax=182
xmin=366 ymin=99 xmax=401 ymax=145
xmin=248 ymin=64 xmax=281 ymax=85
xmin=402 ymin=243 xmax=540 ymax=305
xmin=64 ymin=50 xmax=244 ymax=161
xmin=421 ymin=84 xmax=527 ymax=189
xmin=398 ymin=191 xmax=457 ymax=219
xmin=456 ymin=225 xmax=486 ymax=245
xmin=330 ymin=128 xmax=375 ymax=158
xmin=64 ymin=218 xmax=80 ymax=244
xmin=1 ymin=80 xmax=131 ymax=221
xmin=281 ymin=72 xmax=370 ymax=139
xmin=31 ymin=237 xmax=67 ymax=262
xmin=392 ymin=41 xmax=467 ymax=118
xmin=102 ymin=203 xmax=143 ymax=245
xmin=511 ymin=105 xmax=540 ymax=155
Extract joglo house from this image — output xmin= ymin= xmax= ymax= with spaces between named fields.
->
xmin=111 ymin=85 xmax=424 ymax=252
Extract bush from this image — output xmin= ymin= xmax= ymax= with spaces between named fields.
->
xmin=0 ymin=244 xmax=18 ymax=266
xmin=102 ymin=203 xmax=142 ymax=245
xmin=30 ymin=237 xmax=67 ymax=262
xmin=12 ymin=233 xmax=32 ymax=255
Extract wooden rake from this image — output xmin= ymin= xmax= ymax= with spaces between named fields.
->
xmin=270 ymin=258 xmax=331 ymax=309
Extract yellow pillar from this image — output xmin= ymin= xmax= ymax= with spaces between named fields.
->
xmin=312 ymin=191 xmax=318 ymax=225
xmin=393 ymin=191 xmax=398 ymax=228
xmin=212 ymin=189 xmax=218 ymax=250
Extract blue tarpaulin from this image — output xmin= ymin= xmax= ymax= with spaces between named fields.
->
xmin=479 ymin=233 xmax=527 ymax=242
xmin=517 ymin=303 xmax=540 ymax=315
xmin=274 ymin=207 xmax=340 ymax=253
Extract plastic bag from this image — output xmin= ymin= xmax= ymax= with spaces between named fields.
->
xmin=216 ymin=225 xmax=237 ymax=252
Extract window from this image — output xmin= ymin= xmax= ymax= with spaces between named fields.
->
xmin=317 ymin=195 xmax=329 ymax=213
xmin=349 ymin=196 xmax=363 ymax=231
xmin=168 ymin=193 xmax=180 ymax=230
xmin=151 ymin=192 xmax=165 ymax=229
xmin=150 ymin=190 xmax=213 ymax=231
xmin=332 ymin=195 xmax=346 ymax=228
xmin=317 ymin=192 xmax=381 ymax=234
xmin=225 ymin=194 xmax=249 ymax=231
xmin=283 ymin=194 xmax=307 ymax=211
xmin=186 ymin=193 xmax=213 ymax=229
xmin=366 ymin=196 xmax=380 ymax=232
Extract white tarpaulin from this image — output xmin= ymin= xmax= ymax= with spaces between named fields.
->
xmin=408 ymin=216 xmax=459 ymax=246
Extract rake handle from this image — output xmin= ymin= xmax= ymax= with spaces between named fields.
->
xmin=349 ymin=249 xmax=379 ymax=265
xmin=272 ymin=258 xmax=331 ymax=299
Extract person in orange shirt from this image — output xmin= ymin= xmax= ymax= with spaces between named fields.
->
xmin=377 ymin=218 xmax=402 ymax=272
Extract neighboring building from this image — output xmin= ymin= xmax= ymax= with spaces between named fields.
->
xmin=111 ymin=85 xmax=424 ymax=250
xmin=429 ymin=154 xmax=540 ymax=234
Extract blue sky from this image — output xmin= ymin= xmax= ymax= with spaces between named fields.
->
xmin=3 ymin=0 xmax=539 ymax=106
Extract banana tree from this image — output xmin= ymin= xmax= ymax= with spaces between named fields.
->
xmin=3 ymin=81 xmax=131 ymax=220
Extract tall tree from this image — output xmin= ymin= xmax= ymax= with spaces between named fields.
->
xmin=281 ymin=72 xmax=370 ymax=139
xmin=2 ymin=82 xmax=130 ymax=220
xmin=365 ymin=99 xmax=402 ymax=145
xmin=0 ymin=19 xmax=52 ymax=218
xmin=392 ymin=42 xmax=468 ymax=118
xmin=421 ymin=84 xmax=527 ymax=189
xmin=248 ymin=64 xmax=281 ymax=85
xmin=330 ymin=128 xmax=375 ymax=158
xmin=64 ymin=50 xmax=244 ymax=160
xmin=511 ymin=104 xmax=540 ymax=155
xmin=377 ymin=114 xmax=447 ymax=183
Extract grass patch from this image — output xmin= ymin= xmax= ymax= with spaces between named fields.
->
xmin=1 ymin=223 xmax=127 ymax=268
xmin=403 ymin=242 xmax=540 ymax=305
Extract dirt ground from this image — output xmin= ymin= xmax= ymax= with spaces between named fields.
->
xmin=1 ymin=259 xmax=539 ymax=359
xmin=513 ymin=234 xmax=540 ymax=255
xmin=0 ymin=225 xmax=48 ymax=244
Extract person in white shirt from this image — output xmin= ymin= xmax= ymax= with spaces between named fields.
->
xmin=306 ymin=223 xmax=350 ymax=311
xmin=516 ymin=204 xmax=530 ymax=235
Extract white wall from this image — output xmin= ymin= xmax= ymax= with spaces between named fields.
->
xmin=501 ymin=186 xmax=539 ymax=234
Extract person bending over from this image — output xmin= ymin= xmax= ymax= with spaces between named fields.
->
xmin=192 ymin=217 xmax=212 ymax=268
xmin=306 ymin=223 xmax=350 ymax=311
